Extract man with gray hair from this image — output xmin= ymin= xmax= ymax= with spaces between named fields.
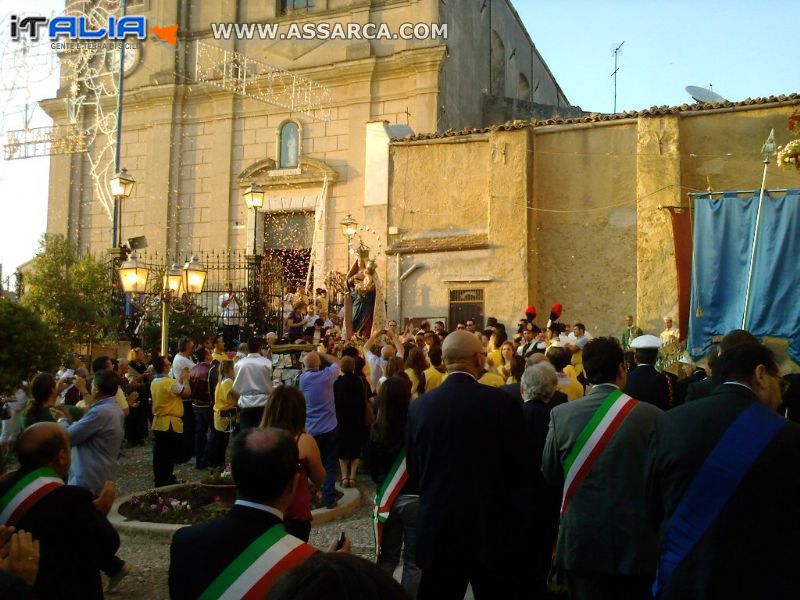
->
xmin=520 ymin=361 xmax=565 ymax=597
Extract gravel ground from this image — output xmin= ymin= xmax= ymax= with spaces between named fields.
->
xmin=107 ymin=442 xmax=378 ymax=599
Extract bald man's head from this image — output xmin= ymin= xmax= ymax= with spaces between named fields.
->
xmin=303 ymin=352 xmax=321 ymax=370
xmin=17 ymin=422 xmax=70 ymax=476
xmin=231 ymin=427 xmax=298 ymax=506
xmin=380 ymin=344 xmax=396 ymax=360
xmin=442 ymin=330 xmax=485 ymax=377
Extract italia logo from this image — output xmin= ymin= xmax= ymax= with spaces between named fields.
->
xmin=10 ymin=14 xmax=178 ymax=45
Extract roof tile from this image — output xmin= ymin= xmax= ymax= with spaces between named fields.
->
xmin=394 ymin=94 xmax=800 ymax=142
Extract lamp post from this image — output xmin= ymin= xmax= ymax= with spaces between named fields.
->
xmin=243 ymin=182 xmax=266 ymax=254
xmin=110 ymin=168 xmax=136 ymax=249
xmin=117 ymin=254 xmax=206 ymax=356
xmin=243 ymin=183 xmax=266 ymax=335
xmin=340 ymin=213 xmax=358 ymax=261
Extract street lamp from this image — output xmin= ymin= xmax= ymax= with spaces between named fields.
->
xmin=243 ymin=183 xmax=266 ymax=335
xmin=243 ymin=182 xmax=265 ymax=255
xmin=182 ymin=255 xmax=208 ymax=295
xmin=340 ymin=213 xmax=358 ymax=258
xmin=110 ymin=168 xmax=136 ymax=249
xmin=118 ymin=250 xmax=149 ymax=294
xmin=117 ymin=255 xmax=206 ymax=357
xmin=165 ymin=263 xmax=183 ymax=296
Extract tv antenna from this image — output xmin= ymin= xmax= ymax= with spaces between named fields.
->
xmin=685 ymin=85 xmax=726 ymax=103
xmin=610 ymin=41 xmax=624 ymax=113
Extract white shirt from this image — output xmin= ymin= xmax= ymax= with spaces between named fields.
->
xmin=233 ymin=353 xmax=273 ymax=408
xmin=365 ymin=350 xmax=388 ymax=392
xmin=171 ymin=353 xmax=196 ymax=380
xmin=219 ymin=293 xmax=240 ymax=325
xmin=234 ymin=499 xmax=284 ymax=520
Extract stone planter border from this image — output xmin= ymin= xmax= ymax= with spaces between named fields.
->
xmin=109 ymin=484 xmax=362 ymax=540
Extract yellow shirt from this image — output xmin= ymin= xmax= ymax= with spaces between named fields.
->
xmin=479 ymin=372 xmax=505 ymax=388
xmin=423 ymin=366 xmax=445 ymax=392
xmin=405 ymin=368 xmax=422 ymax=399
xmin=213 ymin=378 xmax=235 ymax=431
xmin=558 ymin=374 xmax=585 ymax=401
xmin=211 ymin=351 xmax=228 ymax=364
xmin=151 ymin=376 xmax=184 ymax=433
xmin=571 ymin=349 xmax=583 ymax=380
xmin=486 ymin=349 xmax=502 ymax=371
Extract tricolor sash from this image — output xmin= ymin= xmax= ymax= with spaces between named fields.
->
xmin=372 ymin=450 xmax=408 ymax=561
xmin=0 ymin=468 xmax=64 ymax=526
xmin=561 ymin=389 xmax=638 ymax=516
xmin=199 ymin=523 xmax=316 ymax=600
xmin=652 ymin=402 xmax=784 ymax=598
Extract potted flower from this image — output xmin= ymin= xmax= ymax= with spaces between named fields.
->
xmin=200 ymin=465 xmax=236 ymax=507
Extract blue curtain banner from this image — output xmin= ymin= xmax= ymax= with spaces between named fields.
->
xmin=688 ymin=189 xmax=800 ymax=363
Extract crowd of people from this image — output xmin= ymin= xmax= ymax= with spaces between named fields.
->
xmin=1 ymin=304 xmax=799 ymax=600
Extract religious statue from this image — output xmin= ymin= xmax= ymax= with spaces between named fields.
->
xmin=344 ymin=243 xmax=385 ymax=339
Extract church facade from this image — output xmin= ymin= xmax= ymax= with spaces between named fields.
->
xmin=42 ymin=0 xmax=571 ymax=299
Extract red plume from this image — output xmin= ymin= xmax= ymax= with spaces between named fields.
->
xmin=549 ymin=303 xmax=563 ymax=321
xmin=525 ymin=305 xmax=536 ymax=321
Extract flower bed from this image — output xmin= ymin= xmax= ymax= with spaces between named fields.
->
xmin=118 ymin=485 xmax=229 ymax=525
xmin=117 ymin=481 xmax=343 ymax=526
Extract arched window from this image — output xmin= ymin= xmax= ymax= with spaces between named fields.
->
xmin=490 ymin=30 xmax=505 ymax=96
xmin=518 ymin=73 xmax=530 ymax=101
xmin=279 ymin=121 xmax=300 ymax=168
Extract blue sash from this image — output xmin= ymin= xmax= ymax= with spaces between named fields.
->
xmin=653 ymin=401 xmax=785 ymax=597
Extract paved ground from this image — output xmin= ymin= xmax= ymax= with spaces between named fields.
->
xmin=106 ymin=443 xmax=378 ymax=599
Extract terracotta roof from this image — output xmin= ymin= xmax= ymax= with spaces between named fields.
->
xmin=386 ymin=233 xmax=489 ymax=255
xmin=393 ymin=93 xmax=800 ymax=142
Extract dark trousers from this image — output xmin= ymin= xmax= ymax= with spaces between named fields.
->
xmin=180 ymin=400 xmax=195 ymax=463
xmin=284 ymin=519 xmax=311 ymax=542
xmin=153 ymin=428 xmax=183 ymax=487
xmin=565 ymin=570 xmax=652 ymax=600
xmin=418 ymin=558 xmax=528 ymax=600
xmin=377 ymin=495 xmax=420 ymax=598
xmin=312 ymin=428 xmax=339 ymax=505
xmin=100 ymin=555 xmax=126 ymax=578
xmin=204 ymin=428 xmax=229 ymax=468
xmin=192 ymin=405 xmax=213 ymax=468
xmin=124 ymin=398 xmax=149 ymax=444
xmin=238 ymin=406 xmax=264 ymax=430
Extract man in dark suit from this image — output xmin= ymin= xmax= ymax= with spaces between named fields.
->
xmin=542 ymin=337 xmax=662 ymax=600
xmin=684 ymin=344 xmax=720 ymax=402
xmin=0 ymin=423 xmax=122 ymax=600
xmin=169 ymin=428 xmax=346 ymax=599
xmin=646 ymin=342 xmax=800 ymax=599
xmin=406 ymin=330 xmax=533 ymax=599
xmin=624 ymin=335 xmax=673 ymax=410
xmin=686 ymin=331 xmax=757 ymax=403
xmin=519 ymin=362 xmax=566 ymax=597
xmin=675 ymin=360 xmax=707 ymax=406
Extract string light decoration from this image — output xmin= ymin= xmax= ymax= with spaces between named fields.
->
xmin=194 ymin=40 xmax=332 ymax=122
xmin=1 ymin=1 xmax=128 ymax=224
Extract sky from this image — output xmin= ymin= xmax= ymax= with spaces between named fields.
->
xmin=1 ymin=0 xmax=798 ymax=283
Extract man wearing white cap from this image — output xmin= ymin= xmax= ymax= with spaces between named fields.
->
xmin=625 ymin=335 xmax=673 ymax=410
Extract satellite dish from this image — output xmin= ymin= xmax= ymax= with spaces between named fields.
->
xmin=685 ymin=85 xmax=726 ymax=103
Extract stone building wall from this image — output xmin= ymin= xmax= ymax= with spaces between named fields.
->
xmin=533 ymin=121 xmax=638 ymax=336
xmin=387 ymin=99 xmax=800 ymax=335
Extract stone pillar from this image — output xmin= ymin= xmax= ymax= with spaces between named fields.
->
xmin=635 ymin=115 xmax=681 ymax=333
